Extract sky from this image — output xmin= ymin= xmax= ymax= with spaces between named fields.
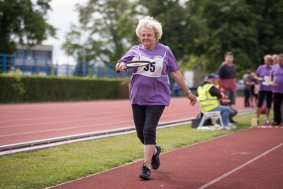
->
xmin=43 ymin=0 xmax=87 ymax=64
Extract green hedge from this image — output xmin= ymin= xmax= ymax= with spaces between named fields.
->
xmin=0 ymin=74 xmax=130 ymax=103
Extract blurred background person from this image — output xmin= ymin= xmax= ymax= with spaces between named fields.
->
xmin=250 ymin=71 xmax=259 ymax=107
xmin=218 ymin=51 xmax=237 ymax=123
xmin=272 ymin=54 xmax=279 ymax=65
xmin=255 ymin=54 xmax=273 ymax=125
xmin=270 ymin=53 xmax=283 ymax=126
xmin=243 ymin=70 xmax=254 ymax=107
xmin=218 ymin=52 xmax=237 ymax=107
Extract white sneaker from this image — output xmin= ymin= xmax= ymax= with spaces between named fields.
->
xmin=197 ymin=126 xmax=212 ymax=131
xmin=220 ymin=126 xmax=232 ymax=130
xmin=265 ymin=118 xmax=270 ymax=124
xmin=228 ymin=123 xmax=237 ymax=129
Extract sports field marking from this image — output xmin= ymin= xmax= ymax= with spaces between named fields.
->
xmin=0 ymin=113 xmax=131 ymax=129
xmin=0 ymin=111 xmax=189 ymax=129
xmin=0 ymin=112 xmax=113 ymax=124
xmin=198 ymin=143 xmax=283 ymax=189
xmin=256 ymin=126 xmax=283 ymax=128
xmin=0 ymin=119 xmax=133 ymax=138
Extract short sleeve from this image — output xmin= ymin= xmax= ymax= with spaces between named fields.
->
xmin=166 ymin=47 xmax=179 ymax=72
xmin=218 ymin=64 xmax=225 ymax=78
xmin=256 ymin=66 xmax=261 ymax=77
xmin=117 ymin=45 xmax=139 ymax=63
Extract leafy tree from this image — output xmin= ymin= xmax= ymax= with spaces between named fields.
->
xmin=0 ymin=0 xmax=56 ymax=54
xmin=62 ymin=0 xmax=197 ymax=67
xmin=186 ymin=0 xmax=259 ymax=72
xmin=62 ymin=0 xmax=283 ymax=78
xmin=185 ymin=0 xmax=283 ymax=75
xmin=251 ymin=0 xmax=283 ymax=58
xmin=62 ymin=0 xmax=137 ymax=68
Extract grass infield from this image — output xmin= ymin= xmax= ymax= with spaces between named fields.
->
xmin=0 ymin=113 xmax=257 ymax=189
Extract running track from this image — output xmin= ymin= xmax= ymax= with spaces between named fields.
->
xmin=48 ymin=127 xmax=283 ymax=189
xmin=2 ymin=97 xmax=283 ymax=188
xmin=0 ymin=97 xmax=250 ymax=146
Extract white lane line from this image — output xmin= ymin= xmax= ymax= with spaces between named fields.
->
xmin=0 ymin=111 xmax=189 ymax=129
xmin=0 ymin=120 xmax=133 ymax=137
xmin=198 ymin=143 xmax=283 ymax=189
xmin=0 ymin=111 xmax=125 ymax=124
xmin=0 ymin=117 xmax=190 ymax=138
xmin=0 ymin=113 xmax=130 ymax=129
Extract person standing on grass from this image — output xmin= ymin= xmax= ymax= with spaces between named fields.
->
xmin=270 ymin=53 xmax=283 ymax=126
xmin=255 ymin=55 xmax=273 ymax=125
xmin=115 ymin=16 xmax=197 ymax=180
xmin=243 ymin=70 xmax=255 ymax=107
xmin=218 ymin=51 xmax=237 ymax=123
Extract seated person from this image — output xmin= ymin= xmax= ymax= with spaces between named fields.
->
xmin=197 ymin=73 xmax=236 ymax=129
xmin=218 ymin=87 xmax=238 ymax=124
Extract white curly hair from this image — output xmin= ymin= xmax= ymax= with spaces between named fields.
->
xmin=135 ymin=16 xmax=163 ymax=40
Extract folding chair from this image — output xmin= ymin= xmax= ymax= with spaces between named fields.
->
xmin=197 ymin=111 xmax=224 ymax=130
xmin=196 ymin=98 xmax=224 ymax=130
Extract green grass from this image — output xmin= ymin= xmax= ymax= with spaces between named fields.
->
xmin=0 ymin=113 xmax=257 ymax=189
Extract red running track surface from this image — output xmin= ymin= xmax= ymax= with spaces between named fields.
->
xmin=0 ymin=97 xmax=250 ymax=146
xmin=49 ymin=127 xmax=283 ymax=189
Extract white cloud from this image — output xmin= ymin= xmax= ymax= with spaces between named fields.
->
xmin=43 ymin=0 xmax=87 ymax=64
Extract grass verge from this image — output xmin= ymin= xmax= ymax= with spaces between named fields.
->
xmin=0 ymin=112 xmax=257 ymax=189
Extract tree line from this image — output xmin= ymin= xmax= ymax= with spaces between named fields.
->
xmin=1 ymin=0 xmax=283 ymax=75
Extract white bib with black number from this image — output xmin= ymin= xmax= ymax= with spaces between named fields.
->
xmin=135 ymin=46 xmax=168 ymax=78
xmin=135 ymin=56 xmax=163 ymax=77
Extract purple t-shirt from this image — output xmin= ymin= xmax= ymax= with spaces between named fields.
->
xmin=256 ymin=65 xmax=273 ymax=92
xmin=271 ymin=64 xmax=283 ymax=94
xmin=118 ymin=43 xmax=179 ymax=106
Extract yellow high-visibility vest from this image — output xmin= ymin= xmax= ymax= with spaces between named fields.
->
xmin=197 ymin=83 xmax=219 ymax=112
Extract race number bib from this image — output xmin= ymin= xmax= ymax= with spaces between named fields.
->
xmin=136 ymin=55 xmax=164 ymax=77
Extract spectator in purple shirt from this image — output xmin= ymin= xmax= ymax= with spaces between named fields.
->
xmin=255 ymin=55 xmax=273 ymax=125
xmin=116 ymin=16 xmax=197 ymax=180
xmin=271 ymin=53 xmax=283 ymax=126
xmin=272 ymin=54 xmax=279 ymax=65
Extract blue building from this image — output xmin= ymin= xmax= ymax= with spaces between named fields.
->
xmin=13 ymin=44 xmax=53 ymax=75
xmin=0 ymin=44 xmax=53 ymax=75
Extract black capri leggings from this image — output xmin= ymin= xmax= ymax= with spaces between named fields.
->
xmin=257 ymin=91 xmax=273 ymax=108
xmin=132 ymin=104 xmax=165 ymax=145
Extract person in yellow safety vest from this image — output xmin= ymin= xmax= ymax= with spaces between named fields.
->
xmin=197 ymin=73 xmax=236 ymax=129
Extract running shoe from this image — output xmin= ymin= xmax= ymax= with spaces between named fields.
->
xmin=272 ymin=122 xmax=280 ymax=126
xmin=220 ymin=126 xmax=232 ymax=130
xmin=228 ymin=123 xmax=237 ymax=129
xmin=139 ymin=164 xmax=151 ymax=180
xmin=151 ymin=146 xmax=161 ymax=170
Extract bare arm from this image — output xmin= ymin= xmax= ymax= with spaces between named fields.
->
xmin=171 ymin=70 xmax=197 ymax=106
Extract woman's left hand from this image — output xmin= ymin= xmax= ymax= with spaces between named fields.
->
xmin=187 ymin=93 xmax=197 ymax=106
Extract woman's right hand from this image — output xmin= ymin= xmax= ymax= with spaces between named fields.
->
xmin=116 ymin=62 xmax=127 ymax=72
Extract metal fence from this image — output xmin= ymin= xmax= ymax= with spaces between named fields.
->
xmin=0 ymin=54 xmax=130 ymax=78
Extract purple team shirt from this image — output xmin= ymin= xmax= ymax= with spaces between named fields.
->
xmin=118 ymin=43 xmax=179 ymax=106
xmin=271 ymin=64 xmax=283 ymax=94
xmin=256 ymin=65 xmax=273 ymax=92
